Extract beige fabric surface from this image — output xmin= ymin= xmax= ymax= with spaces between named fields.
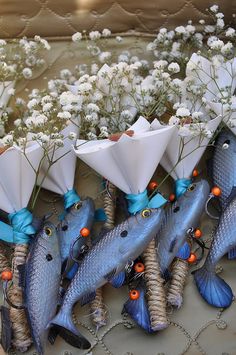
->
xmin=0 ymin=0 xmax=234 ymax=39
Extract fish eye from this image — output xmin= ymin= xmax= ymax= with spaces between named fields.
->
xmin=141 ymin=209 xmax=151 ymax=218
xmin=173 ymin=206 xmax=180 ymax=213
xmin=46 ymin=254 xmax=53 ymax=261
xmin=74 ymin=202 xmax=82 ymax=210
xmin=222 ymin=139 xmax=230 ymax=150
xmin=120 ymin=230 xmax=128 ymax=238
xmin=45 ymin=227 xmax=53 ymax=236
xmin=187 ymin=184 xmax=196 ymax=192
xmin=62 ymin=225 xmax=68 ymax=231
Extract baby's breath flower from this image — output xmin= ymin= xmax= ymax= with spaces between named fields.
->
xmin=102 ymin=29 xmax=111 ymax=37
xmin=176 ymin=107 xmax=190 ymax=117
xmin=89 ymin=31 xmax=101 ymax=41
xmin=1 ymin=134 xmax=13 ymax=146
xmin=168 ymin=62 xmax=180 ymax=73
xmin=22 ymin=67 xmax=33 ymax=79
xmin=72 ymin=32 xmax=83 ymax=42
xmin=57 ymin=111 xmax=72 ymax=120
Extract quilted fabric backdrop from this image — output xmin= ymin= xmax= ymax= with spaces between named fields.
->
xmin=0 ymin=0 xmax=234 ymax=38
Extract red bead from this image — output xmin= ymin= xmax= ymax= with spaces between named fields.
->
xmin=129 ymin=289 xmax=140 ymax=300
xmin=148 ymin=181 xmax=158 ymax=191
xmin=169 ymin=193 xmax=176 ymax=202
xmin=194 ymin=229 xmax=202 ymax=238
xmin=187 ymin=253 xmax=197 ymax=264
xmin=211 ymin=186 xmax=221 ymax=197
xmin=1 ymin=270 xmax=13 ymax=281
xmin=134 ymin=262 xmax=145 ymax=273
xmin=192 ymin=169 xmax=199 ymax=177
xmin=80 ymin=228 xmax=90 ymax=237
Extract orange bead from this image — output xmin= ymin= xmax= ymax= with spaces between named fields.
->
xmin=129 ymin=289 xmax=140 ymax=300
xmin=169 ymin=193 xmax=176 ymax=202
xmin=80 ymin=228 xmax=90 ymax=237
xmin=211 ymin=186 xmax=221 ymax=197
xmin=194 ymin=229 xmax=202 ymax=239
xmin=192 ymin=169 xmax=199 ymax=177
xmin=134 ymin=262 xmax=145 ymax=273
xmin=148 ymin=181 xmax=158 ymax=191
xmin=1 ymin=270 xmax=13 ymax=281
xmin=187 ymin=253 xmax=197 ymax=264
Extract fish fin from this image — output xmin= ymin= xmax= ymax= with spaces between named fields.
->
xmin=0 ymin=306 xmax=12 ymax=352
xmin=48 ymin=311 xmax=91 ymax=349
xmin=176 ymin=242 xmax=191 ymax=259
xmin=225 ymin=186 xmax=236 ymax=206
xmin=123 ymin=285 xmax=153 ymax=333
xmin=104 ymin=268 xmax=117 ymax=282
xmin=91 ymin=228 xmax=109 ymax=246
xmin=110 ymin=271 xmax=126 ymax=288
xmin=17 ymin=264 xmax=26 ymax=288
xmin=194 ymin=266 xmax=233 ymax=308
xmin=206 ymin=157 xmax=214 ymax=179
xmin=48 ymin=326 xmax=59 ymax=345
xmin=228 ymin=246 xmax=236 ymax=259
xmin=66 ymin=263 xmax=79 ymax=281
xmin=169 ymin=238 xmax=177 ymax=253
xmin=80 ymin=291 xmax=96 ymax=306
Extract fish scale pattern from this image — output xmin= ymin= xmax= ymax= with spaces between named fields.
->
xmin=212 ymin=130 xmax=236 ymax=210
xmin=25 ymin=226 xmax=61 ymax=351
xmin=205 ymin=197 xmax=236 ymax=270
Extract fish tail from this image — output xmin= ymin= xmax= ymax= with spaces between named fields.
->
xmin=194 ymin=266 xmax=233 ymax=308
xmin=123 ymin=287 xmax=153 ymax=333
xmin=48 ymin=310 xmax=91 ymax=349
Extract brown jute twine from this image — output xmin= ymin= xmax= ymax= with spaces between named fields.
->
xmin=0 ymin=242 xmax=11 ymax=272
xmin=167 ymin=258 xmax=189 ymax=309
xmin=8 ymin=244 xmax=32 ymax=352
xmin=90 ymin=182 xmax=116 ymax=330
xmin=142 ymin=239 xmax=168 ymax=331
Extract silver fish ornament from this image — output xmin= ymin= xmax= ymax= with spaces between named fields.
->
xmin=49 ymin=207 xmax=164 ymax=349
xmin=211 ymin=128 xmax=236 ymax=210
xmin=57 ymin=198 xmax=95 ymax=273
xmin=156 ymin=180 xmax=210 ymax=276
xmin=20 ymin=222 xmax=61 ymax=355
xmin=194 ymin=196 xmax=236 ymax=308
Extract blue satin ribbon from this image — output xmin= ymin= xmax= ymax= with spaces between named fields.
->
xmin=63 ymin=189 xmax=80 ymax=210
xmin=126 ymin=189 xmax=167 ymax=215
xmin=0 ymin=208 xmax=35 ymax=244
xmin=175 ymin=178 xmax=192 ymax=199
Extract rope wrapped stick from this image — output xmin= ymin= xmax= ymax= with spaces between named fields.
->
xmin=8 ymin=244 xmax=32 ymax=352
xmin=167 ymin=258 xmax=189 ymax=308
xmin=142 ymin=239 xmax=168 ymax=331
xmin=0 ymin=242 xmax=11 ymax=273
xmin=90 ymin=181 xmax=116 ymax=330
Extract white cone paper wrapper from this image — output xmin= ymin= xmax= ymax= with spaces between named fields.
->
xmin=186 ymin=54 xmax=236 ymax=101
xmin=0 ymin=140 xmax=43 ymax=213
xmin=160 ymin=116 xmax=222 ymax=180
xmin=74 ymin=116 xmax=175 ymax=194
xmin=208 ymin=99 xmax=236 ymax=136
xmin=38 ymin=122 xmax=79 ymax=195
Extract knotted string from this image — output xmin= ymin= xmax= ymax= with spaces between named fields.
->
xmin=126 ymin=189 xmax=167 ymax=214
xmin=0 ymin=208 xmax=35 ymax=244
xmin=175 ymin=178 xmax=192 ymax=199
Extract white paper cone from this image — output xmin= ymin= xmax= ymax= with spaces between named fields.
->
xmin=38 ymin=122 xmax=79 ymax=195
xmin=208 ymin=100 xmax=236 ymax=136
xmin=0 ymin=141 xmax=43 ymax=213
xmin=74 ymin=116 xmax=175 ymax=194
xmin=160 ymin=116 xmax=222 ymax=180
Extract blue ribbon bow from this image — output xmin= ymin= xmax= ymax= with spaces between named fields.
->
xmin=63 ymin=189 xmax=80 ymax=210
xmin=175 ymin=178 xmax=192 ymax=199
xmin=126 ymin=189 xmax=167 ymax=215
xmin=0 ymin=208 xmax=35 ymax=244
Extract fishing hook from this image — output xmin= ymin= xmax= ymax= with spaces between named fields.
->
xmin=69 ymin=237 xmax=89 ymax=263
xmin=2 ymin=281 xmax=25 ymax=310
xmin=205 ymin=193 xmax=220 ymax=220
